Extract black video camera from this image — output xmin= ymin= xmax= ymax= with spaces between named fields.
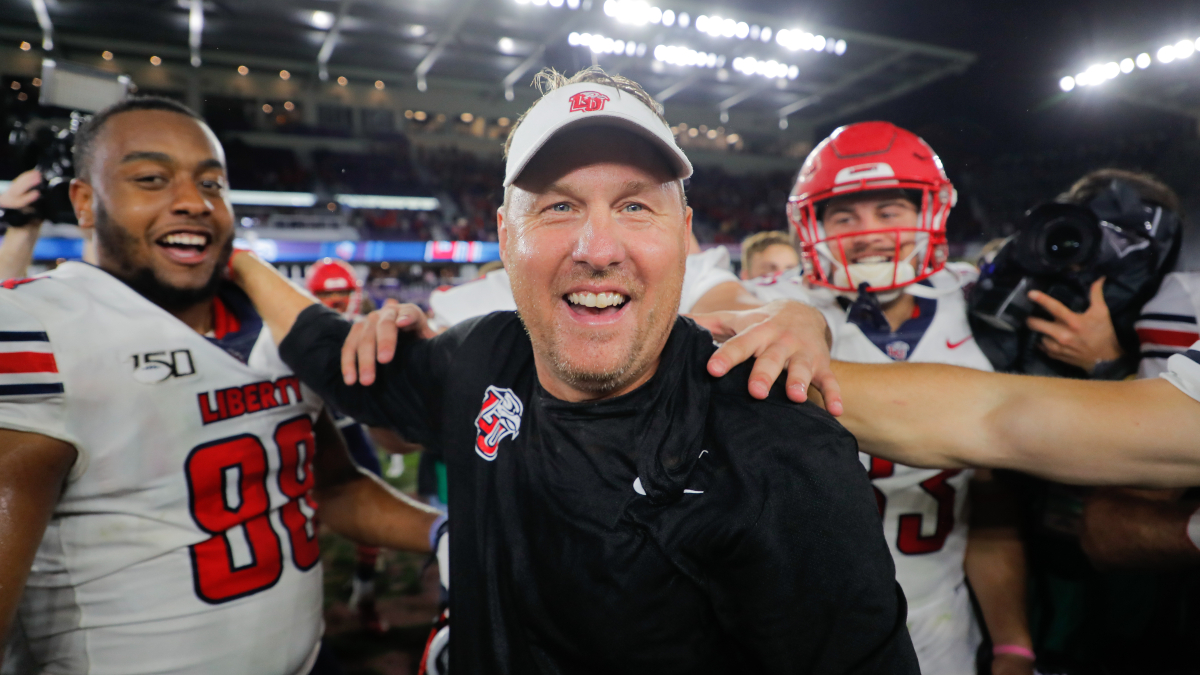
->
xmin=2 ymin=115 xmax=84 ymax=227
xmin=1 ymin=59 xmax=130 ymax=230
xmin=970 ymin=202 xmax=1103 ymax=332
xmin=968 ymin=179 xmax=1181 ymax=376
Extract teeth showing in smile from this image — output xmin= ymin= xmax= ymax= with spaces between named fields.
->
xmin=567 ymin=291 xmax=628 ymax=309
xmin=160 ymin=232 xmax=208 ymax=247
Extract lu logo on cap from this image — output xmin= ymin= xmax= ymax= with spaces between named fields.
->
xmin=568 ymin=91 xmax=610 ymax=113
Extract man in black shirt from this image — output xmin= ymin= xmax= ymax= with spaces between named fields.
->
xmin=232 ymin=67 xmax=917 ymax=673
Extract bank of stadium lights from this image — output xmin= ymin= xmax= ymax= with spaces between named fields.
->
xmin=775 ymin=28 xmax=846 ymax=55
xmin=1061 ymin=36 xmax=1200 ymax=91
xmin=654 ymin=44 xmax=721 ymax=68
xmin=513 ymin=0 xmax=583 ymax=8
xmin=568 ymin=32 xmax=648 ymax=57
xmin=732 ymin=56 xmax=799 ymax=80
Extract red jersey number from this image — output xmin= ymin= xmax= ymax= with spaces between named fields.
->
xmin=869 ymin=458 xmax=961 ymax=556
xmin=185 ymin=416 xmax=320 ymax=604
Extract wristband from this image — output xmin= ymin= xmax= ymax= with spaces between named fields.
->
xmin=429 ymin=513 xmax=448 ymax=552
xmin=993 ymin=645 xmax=1035 ymax=660
xmin=225 ymin=248 xmax=253 ymax=279
xmin=1186 ymin=505 xmax=1200 ymax=552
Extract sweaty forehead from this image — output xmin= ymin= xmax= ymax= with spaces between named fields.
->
xmin=95 ymin=110 xmax=225 ymax=169
xmin=515 ymin=126 xmax=676 ymax=192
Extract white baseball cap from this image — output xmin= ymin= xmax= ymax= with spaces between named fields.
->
xmin=503 ymin=81 xmax=693 ymax=187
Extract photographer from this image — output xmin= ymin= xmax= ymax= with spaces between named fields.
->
xmin=0 ymin=169 xmax=44 ymax=280
xmin=970 ymin=169 xmax=1190 ymax=674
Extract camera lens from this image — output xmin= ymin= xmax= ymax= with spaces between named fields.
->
xmin=1042 ymin=219 xmax=1088 ymax=265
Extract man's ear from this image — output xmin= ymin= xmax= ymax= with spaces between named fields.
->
xmin=69 ymin=178 xmax=94 ymax=230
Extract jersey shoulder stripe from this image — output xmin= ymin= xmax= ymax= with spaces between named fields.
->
xmin=0 ymin=315 xmax=64 ymax=399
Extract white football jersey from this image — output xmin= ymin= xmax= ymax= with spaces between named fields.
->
xmin=1162 ymin=339 xmax=1200 ymax=403
xmin=749 ymin=263 xmax=991 ymax=673
xmin=1136 ymin=272 xmax=1200 ymax=379
xmin=0 ymin=263 xmax=325 ymax=675
xmin=427 ymin=247 xmax=739 ymax=330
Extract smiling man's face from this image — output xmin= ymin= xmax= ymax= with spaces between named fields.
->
xmin=499 ymin=126 xmax=691 ymax=402
xmin=70 ymin=109 xmax=233 ymax=311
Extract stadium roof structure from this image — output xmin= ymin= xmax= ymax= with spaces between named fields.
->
xmin=0 ymin=0 xmax=975 ymax=146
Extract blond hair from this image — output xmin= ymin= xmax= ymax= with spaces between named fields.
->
xmin=740 ymin=231 xmax=796 ymax=271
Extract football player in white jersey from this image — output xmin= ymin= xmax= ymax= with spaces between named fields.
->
xmin=0 ymin=97 xmax=441 ymax=674
xmin=745 ymin=121 xmax=1032 ymax=675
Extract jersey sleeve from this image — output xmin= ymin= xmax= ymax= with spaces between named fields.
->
xmin=679 ymin=246 xmax=739 ymax=313
xmin=1137 ymin=273 xmax=1200 ymax=379
xmin=1161 ymin=342 xmax=1200 ymax=403
xmin=703 ymin=393 xmax=918 ymax=672
xmin=279 ymin=304 xmax=466 ymax=447
xmin=0 ymin=297 xmax=82 ymax=474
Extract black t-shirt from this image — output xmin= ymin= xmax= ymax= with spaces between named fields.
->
xmin=281 ymin=307 xmax=918 ymax=674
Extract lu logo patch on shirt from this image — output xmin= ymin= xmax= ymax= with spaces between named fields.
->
xmin=475 ymin=385 xmax=523 ymax=461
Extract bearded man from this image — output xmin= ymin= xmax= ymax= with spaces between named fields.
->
xmin=232 ymin=69 xmax=917 ymax=673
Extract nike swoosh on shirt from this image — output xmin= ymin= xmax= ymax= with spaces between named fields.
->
xmin=946 ymin=336 xmax=973 ymax=349
xmin=633 ymin=477 xmax=704 ymax=496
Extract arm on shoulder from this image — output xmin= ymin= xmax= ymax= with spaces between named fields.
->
xmin=0 ymin=429 xmax=76 ymax=646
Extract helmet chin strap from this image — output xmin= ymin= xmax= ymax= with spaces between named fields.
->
xmin=830 ymin=244 xmax=921 ymax=302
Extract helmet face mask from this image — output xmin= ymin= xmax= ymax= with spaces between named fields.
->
xmin=788 ymin=121 xmax=955 ymax=296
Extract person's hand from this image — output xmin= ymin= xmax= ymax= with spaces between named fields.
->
xmin=991 ymin=653 xmax=1035 ymax=675
xmin=1026 ymin=278 xmax=1122 ymax=373
xmin=342 ymin=300 xmax=436 ymax=386
xmin=0 ymin=169 xmax=43 ymax=224
xmin=689 ymin=299 xmax=843 ymax=415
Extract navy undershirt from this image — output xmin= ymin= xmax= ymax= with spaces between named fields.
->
xmin=841 ymin=285 xmax=938 ymax=361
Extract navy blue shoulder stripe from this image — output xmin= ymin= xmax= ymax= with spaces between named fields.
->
xmin=1140 ymin=313 xmax=1198 ymax=324
xmin=1141 ymin=350 xmax=1184 ymax=360
xmin=0 ymin=383 xmax=64 ymax=396
xmin=0 ymin=331 xmax=50 ymax=342
xmin=1186 ymin=349 xmax=1200 ymax=366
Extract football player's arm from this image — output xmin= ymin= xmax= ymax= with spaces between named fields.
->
xmin=1078 ymin=488 xmax=1200 ymax=569
xmin=0 ymin=430 xmax=76 ymax=648
xmin=228 ymin=250 xmax=319 ymax=343
xmin=964 ymin=470 xmax=1033 ymax=675
xmin=817 ymin=362 xmax=1200 ymax=488
xmin=311 ymin=410 xmax=441 ymax=553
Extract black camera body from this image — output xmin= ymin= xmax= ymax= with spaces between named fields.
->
xmin=1 ymin=59 xmax=131 ymax=230
xmin=971 ymin=203 xmax=1103 ymax=332
xmin=968 ymin=180 xmax=1181 ymax=377
xmin=2 ymin=115 xmax=84 ymax=227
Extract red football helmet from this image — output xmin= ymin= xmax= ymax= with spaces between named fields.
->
xmin=786 ymin=121 xmax=956 ymax=294
xmin=307 ymin=258 xmax=362 ymax=317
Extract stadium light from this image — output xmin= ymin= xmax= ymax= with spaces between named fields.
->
xmin=1136 ymin=52 xmax=1152 ymax=68
xmin=654 ymin=44 xmax=722 ymax=68
xmin=336 ymin=194 xmax=440 ymax=211
xmin=731 ymin=56 xmax=798 ymax=79
xmin=311 ymin=10 xmax=334 ymax=30
xmin=1059 ymin=75 xmax=1075 ymax=91
xmin=229 ymin=190 xmax=318 ymax=207
xmin=570 ymin=32 xmax=645 ymax=57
